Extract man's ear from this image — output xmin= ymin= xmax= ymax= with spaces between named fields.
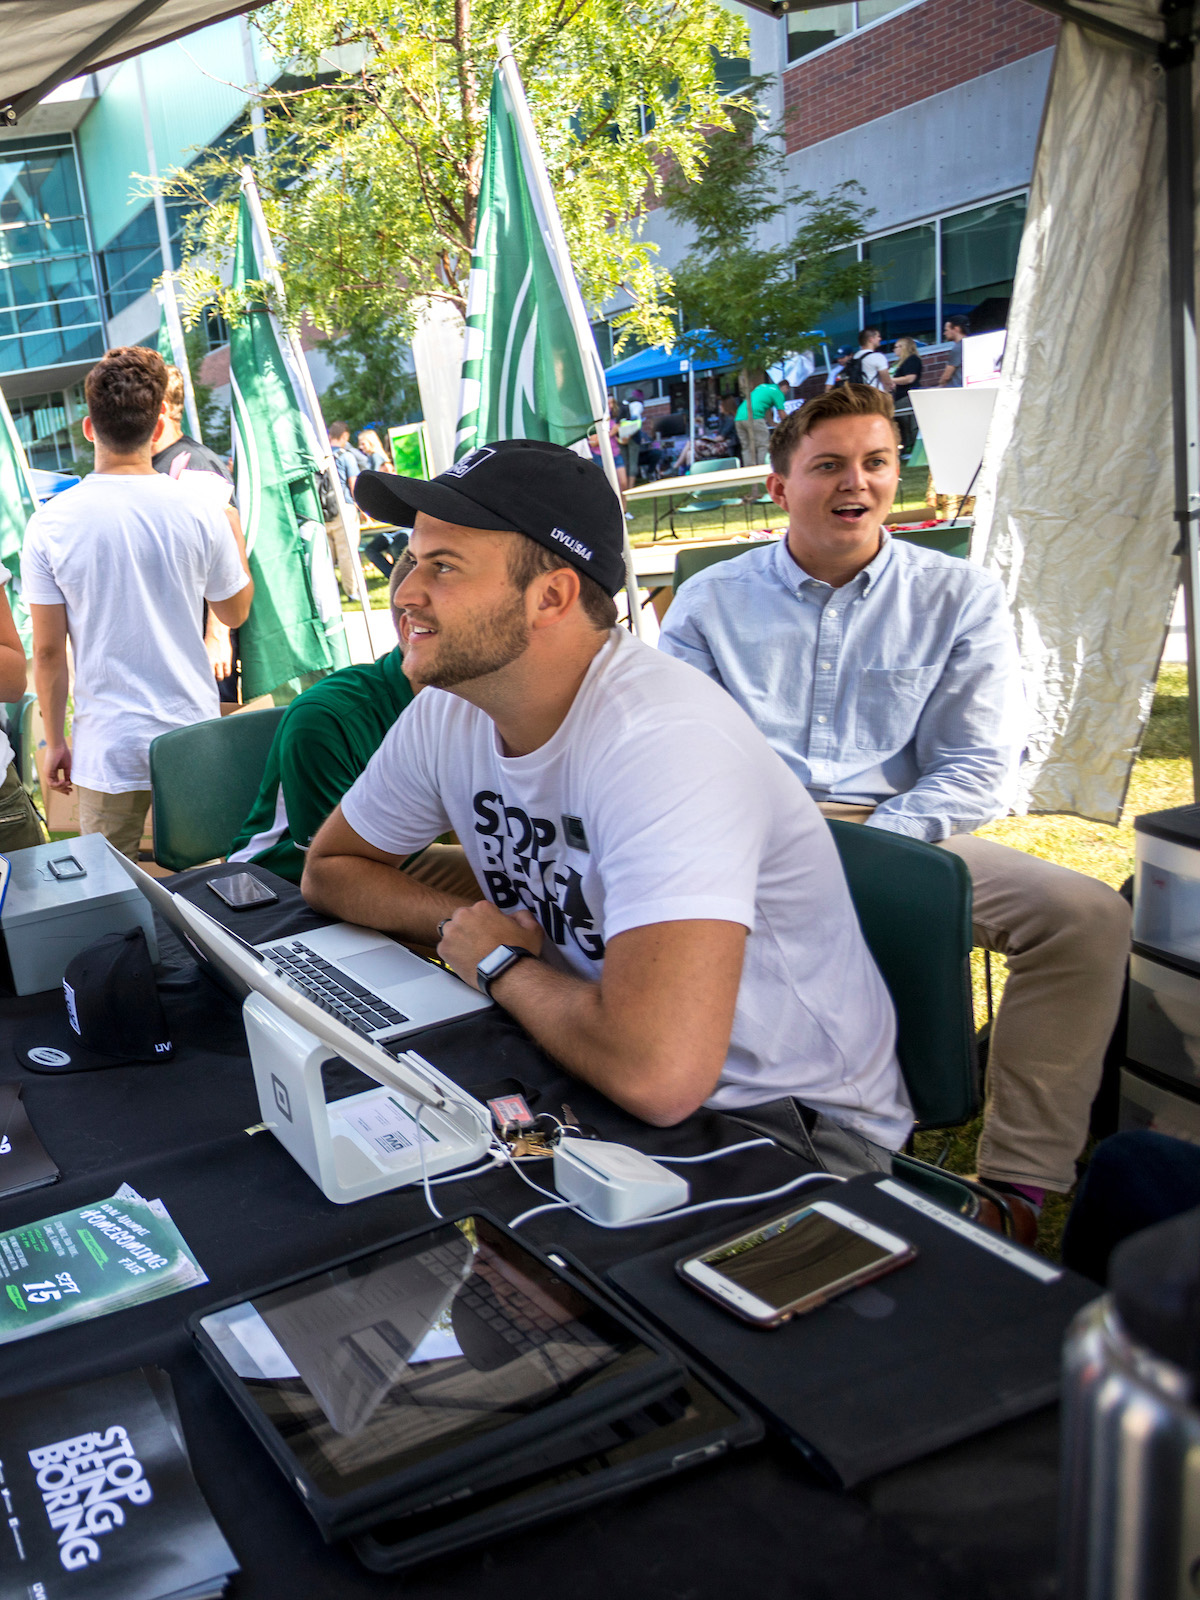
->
xmin=81 ymin=416 xmax=95 ymax=444
xmin=530 ymin=564 xmax=581 ymax=628
xmin=150 ymin=411 xmax=168 ymax=449
xmin=765 ymin=471 xmax=788 ymax=512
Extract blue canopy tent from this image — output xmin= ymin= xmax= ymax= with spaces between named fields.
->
xmin=606 ymin=339 xmax=739 ymax=464
xmin=603 ymin=340 xmax=737 ymax=387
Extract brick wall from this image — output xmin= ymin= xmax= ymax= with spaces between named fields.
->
xmin=783 ymin=0 xmax=1057 ymax=153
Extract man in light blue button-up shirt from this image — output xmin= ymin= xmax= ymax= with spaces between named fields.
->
xmin=661 ymin=384 xmax=1131 ymax=1227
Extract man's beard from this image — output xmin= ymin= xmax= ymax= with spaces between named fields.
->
xmin=403 ymin=592 xmax=531 ymax=689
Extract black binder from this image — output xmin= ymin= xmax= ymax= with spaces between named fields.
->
xmin=608 ymin=1173 xmax=1099 ymax=1486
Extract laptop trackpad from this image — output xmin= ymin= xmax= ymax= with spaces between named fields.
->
xmin=338 ymin=946 xmax=426 ymax=991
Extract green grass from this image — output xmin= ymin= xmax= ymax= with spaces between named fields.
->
xmin=913 ymin=663 xmax=1192 ymax=1257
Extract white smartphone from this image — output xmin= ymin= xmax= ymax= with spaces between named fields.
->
xmin=677 ymin=1200 xmax=916 ymax=1328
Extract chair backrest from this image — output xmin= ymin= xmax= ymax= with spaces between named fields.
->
xmin=3 ymin=694 xmax=35 ymax=791
xmin=891 ymin=522 xmax=970 ymax=560
xmin=826 ymin=819 xmax=978 ymax=1128
xmin=674 ymin=540 xmax=778 ymax=589
xmin=150 ymin=707 xmax=287 ymax=872
xmin=687 ymin=456 xmax=739 ymax=477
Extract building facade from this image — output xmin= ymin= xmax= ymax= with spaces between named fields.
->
xmin=0 ymin=18 xmax=267 ymax=471
xmin=606 ymin=0 xmax=1058 ymax=405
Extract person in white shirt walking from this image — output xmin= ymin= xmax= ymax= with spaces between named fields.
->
xmin=846 ymin=327 xmax=893 ymax=392
xmin=22 ymin=346 xmax=254 ymax=860
xmin=302 ymin=439 xmax=908 ymax=1177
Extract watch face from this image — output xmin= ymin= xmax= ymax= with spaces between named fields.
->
xmin=478 ymin=945 xmax=514 ymax=979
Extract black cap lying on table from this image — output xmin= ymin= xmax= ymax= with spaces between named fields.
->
xmin=353 ymin=438 xmax=627 ymax=597
xmin=16 ymin=928 xmax=173 ymax=1074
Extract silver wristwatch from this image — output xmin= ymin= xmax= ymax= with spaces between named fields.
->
xmin=476 ymin=943 xmax=532 ymax=1000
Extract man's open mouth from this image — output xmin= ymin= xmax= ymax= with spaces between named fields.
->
xmin=832 ymin=504 xmax=869 ymax=523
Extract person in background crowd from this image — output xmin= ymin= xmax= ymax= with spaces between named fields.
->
xmin=23 ymin=347 xmax=253 ymax=859
xmin=153 ymin=366 xmax=242 ymax=705
xmin=716 ymin=395 xmax=741 ymax=459
xmin=734 ymin=369 xmax=786 ymax=467
xmin=890 ymin=337 xmax=924 ymax=452
xmin=620 ymin=390 xmax=644 ymax=484
xmin=659 ymin=384 xmax=1131 ymax=1242
xmin=0 ymin=582 xmax=46 ymax=852
xmin=846 ymin=328 xmax=892 ymax=392
xmin=825 ymin=347 xmax=854 ymax=389
xmin=304 ymin=439 xmax=908 ymax=1175
xmin=358 ymin=429 xmax=394 ymax=472
xmin=229 ymin=561 xmax=478 ymax=909
xmin=327 ymin=422 xmax=367 ymax=596
xmin=587 ymin=396 xmax=628 ymax=492
xmin=938 ymin=316 xmax=969 ymax=387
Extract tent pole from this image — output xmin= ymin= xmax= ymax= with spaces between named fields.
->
xmin=1164 ymin=0 xmax=1200 ymax=800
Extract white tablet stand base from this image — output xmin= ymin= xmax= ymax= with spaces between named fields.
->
xmin=243 ymin=993 xmax=492 ymax=1204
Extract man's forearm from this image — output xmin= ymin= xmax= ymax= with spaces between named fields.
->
xmin=484 ymin=958 xmax=696 ymax=1127
xmin=302 ymin=851 xmax=474 ymax=945
xmin=33 ymin=651 xmax=68 ymax=740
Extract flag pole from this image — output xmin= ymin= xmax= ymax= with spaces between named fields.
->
xmin=238 ymin=167 xmax=377 ymax=658
xmin=156 ymin=275 xmax=203 ymax=443
xmin=494 ymin=37 xmax=646 ymax=639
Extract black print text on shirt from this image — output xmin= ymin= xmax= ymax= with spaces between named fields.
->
xmin=473 ymin=791 xmax=605 ymax=961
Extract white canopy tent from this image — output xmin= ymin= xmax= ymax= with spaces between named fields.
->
xmin=0 ymin=0 xmax=270 ymax=124
xmin=972 ymin=0 xmax=1200 ymax=822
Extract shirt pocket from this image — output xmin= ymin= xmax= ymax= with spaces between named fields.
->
xmin=853 ymin=665 xmax=941 ymax=751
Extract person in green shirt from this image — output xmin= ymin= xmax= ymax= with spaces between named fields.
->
xmin=734 ymin=371 xmax=787 ymax=467
xmin=227 ymin=566 xmax=477 ymax=905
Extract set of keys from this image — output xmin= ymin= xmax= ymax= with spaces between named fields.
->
xmin=486 ymin=1093 xmax=597 ymax=1160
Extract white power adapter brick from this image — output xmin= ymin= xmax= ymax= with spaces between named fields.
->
xmin=552 ymin=1137 xmax=690 ymax=1225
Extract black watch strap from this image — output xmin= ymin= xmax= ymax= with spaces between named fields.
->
xmin=476 ymin=944 xmax=532 ymax=1000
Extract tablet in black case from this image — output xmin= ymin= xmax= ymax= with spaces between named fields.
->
xmin=189 ymin=1211 xmax=683 ymax=1541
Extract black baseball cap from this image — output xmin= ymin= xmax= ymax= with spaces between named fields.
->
xmin=353 ymin=439 xmax=626 ymax=596
xmin=16 ymin=929 xmax=173 ymax=1074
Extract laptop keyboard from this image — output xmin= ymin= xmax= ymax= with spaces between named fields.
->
xmin=262 ymin=940 xmax=410 ymax=1036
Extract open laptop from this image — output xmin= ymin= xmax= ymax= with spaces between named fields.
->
xmin=110 ymin=849 xmax=492 ymax=1044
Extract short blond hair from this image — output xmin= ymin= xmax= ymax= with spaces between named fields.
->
xmin=163 ymin=365 xmax=186 ymax=421
xmin=769 ymin=383 xmax=898 ymax=477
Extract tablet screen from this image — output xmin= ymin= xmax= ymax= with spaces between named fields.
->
xmin=199 ymin=1216 xmax=658 ymax=1499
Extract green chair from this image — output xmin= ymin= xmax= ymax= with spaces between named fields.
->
xmin=826 ymin=820 xmax=1020 ymax=1231
xmin=3 ymin=693 xmax=37 ymax=798
xmin=149 ymin=707 xmax=286 ymax=872
xmin=674 ymin=456 xmax=743 ymax=529
xmin=674 ymin=539 xmax=778 ymax=590
xmin=892 ymin=520 xmax=971 ymax=560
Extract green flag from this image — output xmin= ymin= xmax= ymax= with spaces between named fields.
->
xmin=455 ymin=69 xmax=599 ymax=458
xmin=156 ymin=304 xmax=173 ymax=363
xmin=229 ymin=193 xmax=349 ymax=701
xmin=0 ymin=388 xmax=36 ymax=652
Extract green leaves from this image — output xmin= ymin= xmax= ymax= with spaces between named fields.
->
xmin=167 ymin=0 xmax=750 ymax=355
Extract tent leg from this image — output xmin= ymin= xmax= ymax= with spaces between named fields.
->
xmin=1165 ymin=0 xmax=1200 ymax=800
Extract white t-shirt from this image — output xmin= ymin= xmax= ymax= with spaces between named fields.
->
xmin=855 ymin=349 xmax=890 ymax=390
xmin=341 ymin=629 xmax=911 ymax=1147
xmin=21 ymin=473 xmax=249 ymax=793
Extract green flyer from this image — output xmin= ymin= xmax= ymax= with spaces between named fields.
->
xmin=0 ymin=1189 xmax=207 ymax=1344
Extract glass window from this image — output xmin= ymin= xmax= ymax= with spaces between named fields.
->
xmin=98 ymin=200 xmax=188 ymax=320
xmin=787 ymin=0 xmax=913 ymax=63
xmin=941 ymin=195 xmax=1027 ymax=332
xmin=864 ymin=223 xmax=936 ymax=342
xmin=9 ymin=389 xmax=78 ymax=471
xmin=808 ymin=244 xmax=862 ymax=351
xmin=0 ymin=135 xmax=104 ymax=377
xmin=787 ymin=4 xmax=854 ymax=62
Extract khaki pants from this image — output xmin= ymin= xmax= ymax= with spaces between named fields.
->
xmin=0 ymin=762 xmax=45 ymax=853
xmin=325 ymin=512 xmax=360 ymax=597
xmin=77 ymin=787 xmax=152 ymax=862
xmin=819 ymin=806 xmax=1131 ymax=1192
xmin=735 ymin=417 xmax=771 ymax=467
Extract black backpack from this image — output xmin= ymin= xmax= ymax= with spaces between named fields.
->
xmin=841 ymin=353 xmax=868 ymax=386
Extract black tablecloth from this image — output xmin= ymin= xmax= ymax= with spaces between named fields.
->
xmin=0 ymin=866 xmax=1064 ymax=1599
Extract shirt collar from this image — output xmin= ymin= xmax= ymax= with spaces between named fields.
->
xmin=773 ymin=528 xmax=895 ymax=596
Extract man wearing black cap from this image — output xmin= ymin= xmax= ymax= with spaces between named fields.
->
xmin=303 ymin=440 xmax=907 ymax=1172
